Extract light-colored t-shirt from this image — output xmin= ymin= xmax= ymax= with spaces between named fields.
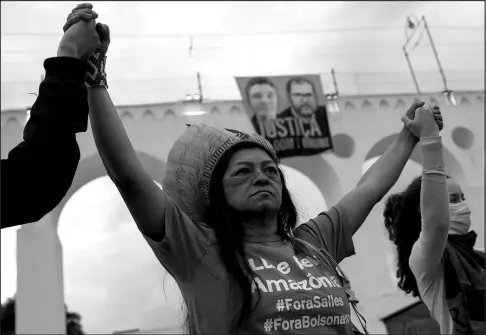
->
xmin=409 ymin=136 xmax=453 ymax=334
xmin=142 ymin=197 xmax=356 ymax=335
xmin=410 ymin=250 xmax=454 ymax=334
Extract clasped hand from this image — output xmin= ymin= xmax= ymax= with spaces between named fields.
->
xmin=58 ymin=3 xmax=110 ymax=61
xmin=402 ymin=101 xmax=442 ymax=139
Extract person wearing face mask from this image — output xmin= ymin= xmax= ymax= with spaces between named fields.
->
xmin=448 ymin=186 xmax=472 ymax=235
xmin=383 ymin=117 xmax=485 ymax=335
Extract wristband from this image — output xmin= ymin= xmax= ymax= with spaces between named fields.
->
xmin=85 ymin=51 xmax=108 ymax=89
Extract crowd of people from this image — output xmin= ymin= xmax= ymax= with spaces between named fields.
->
xmin=1 ymin=3 xmax=484 ymax=335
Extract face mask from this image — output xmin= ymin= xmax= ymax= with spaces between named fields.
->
xmin=449 ymin=201 xmax=471 ymax=235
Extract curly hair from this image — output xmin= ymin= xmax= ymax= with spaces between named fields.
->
xmin=384 ymin=175 xmax=451 ymax=297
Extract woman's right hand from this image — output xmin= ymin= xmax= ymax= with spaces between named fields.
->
xmin=401 ymin=105 xmax=440 ymax=139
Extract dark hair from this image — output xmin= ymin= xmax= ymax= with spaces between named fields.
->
xmin=178 ymin=142 xmax=331 ymax=333
xmin=384 ymin=175 xmax=451 ymax=297
xmin=245 ymin=77 xmax=278 ymax=100
xmin=285 ymin=77 xmax=317 ymax=96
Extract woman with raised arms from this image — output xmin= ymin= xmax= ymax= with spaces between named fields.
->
xmin=67 ymin=4 xmax=444 ymax=334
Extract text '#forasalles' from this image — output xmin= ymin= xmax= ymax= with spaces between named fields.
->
xmin=275 ymin=295 xmax=345 ymax=312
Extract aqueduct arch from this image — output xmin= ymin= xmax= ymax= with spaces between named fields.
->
xmin=15 ymin=152 xmax=166 ymax=334
xmin=365 ymin=133 xmax=468 ymax=186
xmin=282 ymin=155 xmax=342 ymax=208
xmin=2 ymin=91 xmax=483 ymax=333
xmin=50 ymin=151 xmax=168 ymax=229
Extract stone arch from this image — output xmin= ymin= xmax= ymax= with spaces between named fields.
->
xmin=230 ymin=105 xmax=243 ymax=115
xmin=48 ymin=151 xmax=167 ymax=231
xmin=395 ymin=99 xmax=406 ymax=110
xmin=364 ymin=133 xmax=467 ymax=186
xmin=344 ymin=101 xmax=355 ymax=111
xmin=362 ymin=100 xmax=373 ymax=112
xmin=143 ymin=109 xmax=155 ymax=119
xmin=459 ymin=96 xmax=471 ymax=107
xmin=163 ymin=109 xmax=176 ymax=119
xmin=210 ymin=106 xmax=221 ymax=115
xmin=5 ymin=116 xmax=20 ymax=125
xmin=281 ymin=155 xmax=343 ymax=208
xmin=379 ymin=99 xmax=390 ymax=110
xmin=121 ymin=111 xmax=133 ymax=120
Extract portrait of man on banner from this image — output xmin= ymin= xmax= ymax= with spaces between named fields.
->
xmin=236 ymin=75 xmax=333 ymax=159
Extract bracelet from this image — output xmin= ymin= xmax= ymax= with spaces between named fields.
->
xmin=85 ymin=52 xmax=108 ymax=89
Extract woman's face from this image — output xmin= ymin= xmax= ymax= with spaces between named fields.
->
xmin=447 ymin=178 xmax=471 ymax=235
xmin=447 ymin=178 xmax=466 ymax=203
xmin=222 ymin=148 xmax=282 ymax=214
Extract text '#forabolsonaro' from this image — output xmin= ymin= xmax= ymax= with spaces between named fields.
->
xmin=263 ymin=313 xmax=351 ymax=332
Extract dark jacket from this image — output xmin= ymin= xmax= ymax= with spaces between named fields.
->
xmin=1 ymin=57 xmax=89 ymax=229
xmin=444 ymin=231 xmax=485 ymax=335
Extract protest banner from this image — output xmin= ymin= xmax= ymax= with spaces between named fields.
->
xmin=235 ymin=75 xmax=333 ymax=158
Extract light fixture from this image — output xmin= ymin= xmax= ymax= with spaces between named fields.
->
xmin=181 ymin=72 xmax=205 ymax=115
xmin=325 ymin=93 xmax=341 ymax=113
xmin=184 ymin=93 xmax=203 ymax=103
xmin=443 ymin=90 xmax=457 ymax=107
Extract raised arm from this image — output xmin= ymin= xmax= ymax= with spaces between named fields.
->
xmin=1 ymin=18 xmax=100 ymax=228
xmin=58 ymin=10 xmax=166 ymax=239
xmin=411 ymin=135 xmax=449 ymax=273
xmin=63 ymin=4 xmax=217 ymax=282
xmin=333 ymin=101 xmax=443 ymax=235
xmin=88 ymin=88 xmax=167 ymax=239
xmin=1 ymin=58 xmax=85 ymax=228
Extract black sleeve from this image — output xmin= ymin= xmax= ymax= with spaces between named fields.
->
xmin=1 ymin=57 xmax=89 ymax=229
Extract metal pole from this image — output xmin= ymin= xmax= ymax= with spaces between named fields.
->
xmin=189 ymin=36 xmax=194 ymax=57
xmin=403 ymin=46 xmax=421 ymax=94
xmin=331 ymin=68 xmax=339 ymax=95
xmin=403 ymin=17 xmax=422 ymax=50
xmin=422 ymin=15 xmax=449 ymax=90
xmin=196 ymin=72 xmax=203 ymax=102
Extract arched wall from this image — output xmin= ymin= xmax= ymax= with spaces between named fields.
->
xmin=2 ymin=90 xmax=483 ymax=334
xmin=48 ymin=152 xmax=168 ymax=230
xmin=282 ymin=155 xmax=342 ymax=208
xmin=365 ymin=133 xmax=468 ymax=187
